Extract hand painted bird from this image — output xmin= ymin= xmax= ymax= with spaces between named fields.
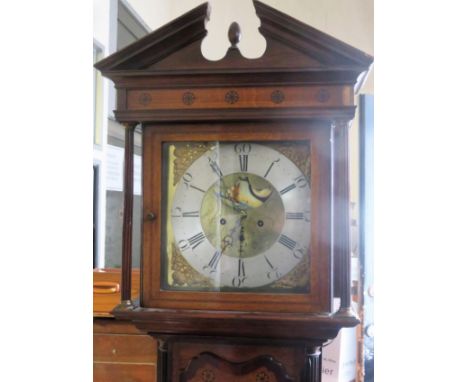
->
xmin=220 ymin=176 xmax=272 ymax=210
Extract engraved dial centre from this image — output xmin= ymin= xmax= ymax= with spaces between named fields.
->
xmin=200 ymin=173 xmax=285 ymax=258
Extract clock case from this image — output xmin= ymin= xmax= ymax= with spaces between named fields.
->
xmin=96 ymin=1 xmax=372 ymax=380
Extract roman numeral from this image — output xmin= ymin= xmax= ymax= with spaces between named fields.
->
xmin=232 ymin=259 xmax=246 ymax=287
xmin=207 ymin=251 xmax=222 ymax=270
xmin=189 ymin=184 xmax=206 ymax=193
xmin=264 ymin=255 xmax=275 ymax=269
xmin=188 ymin=232 xmax=205 ymax=250
xmin=280 ymin=183 xmax=296 ymax=195
xmin=209 ymin=158 xmax=223 ymax=178
xmin=238 ymin=258 xmax=246 ymax=277
xmin=264 ymin=158 xmax=280 ymax=178
xmin=265 ymin=256 xmax=282 ymax=280
xmin=239 ymin=155 xmax=248 ymax=172
xmin=286 ymin=212 xmax=304 ymax=220
xmin=182 ymin=211 xmax=199 ymax=218
xmin=278 ymin=234 xmax=296 ymax=250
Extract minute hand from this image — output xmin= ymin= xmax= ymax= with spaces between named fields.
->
xmin=238 ymin=213 xmax=248 ymax=258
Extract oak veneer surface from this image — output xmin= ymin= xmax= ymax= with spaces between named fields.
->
xmin=94 ymin=332 xmax=156 ymax=363
xmin=93 ymin=319 xmax=158 ymax=382
xmin=94 ymin=271 xmax=157 ymax=382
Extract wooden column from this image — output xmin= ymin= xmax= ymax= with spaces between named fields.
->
xmin=157 ymin=338 xmax=169 ymax=382
xmin=121 ymin=122 xmax=137 ymax=306
xmin=302 ymin=345 xmax=322 ymax=382
xmin=332 ymin=119 xmax=354 ymax=315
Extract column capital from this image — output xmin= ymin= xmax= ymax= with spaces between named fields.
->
xmin=305 ymin=345 xmax=321 ymax=357
xmin=331 ymin=118 xmax=351 ymax=132
xmin=121 ymin=121 xmax=138 ymax=130
xmin=157 ymin=338 xmax=168 ymax=352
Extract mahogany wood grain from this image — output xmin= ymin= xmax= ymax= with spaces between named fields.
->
xmin=141 ymin=122 xmax=331 ymax=314
xmin=113 ymin=308 xmax=358 ymax=342
xmin=113 ymin=71 xmax=365 ymax=89
xmin=121 ymin=123 xmax=137 ymax=304
xmin=126 ymin=85 xmax=353 ymax=111
xmin=95 ymin=1 xmax=372 ymax=76
xmin=114 ymin=106 xmax=357 ymax=124
xmin=93 ymin=318 xmax=147 ymax=335
xmin=171 ymin=339 xmax=303 ymax=382
xmin=179 ymin=353 xmax=294 ymax=382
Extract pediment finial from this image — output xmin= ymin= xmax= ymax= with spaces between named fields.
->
xmin=228 ymin=22 xmax=241 ymax=48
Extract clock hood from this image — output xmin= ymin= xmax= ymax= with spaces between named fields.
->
xmin=95 ymin=1 xmax=373 ymax=93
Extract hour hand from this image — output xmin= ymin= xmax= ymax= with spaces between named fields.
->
xmin=221 ymin=234 xmax=233 ymax=251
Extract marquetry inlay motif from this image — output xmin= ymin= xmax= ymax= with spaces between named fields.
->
xmin=224 ymin=90 xmax=240 ymax=104
xmin=201 ymin=369 xmax=215 ymax=382
xmin=138 ymin=92 xmax=152 ymax=106
xmin=315 ymin=88 xmax=330 ymax=103
xmin=256 ymin=370 xmax=270 ymax=382
xmin=183 ymin=92 xmax=196 ymax=106
xmin=126 ymin=85 xmax=353 ymax=111
xmin=270 ymin=90 xmax=285 ymax=104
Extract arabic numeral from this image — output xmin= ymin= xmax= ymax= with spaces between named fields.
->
xmin=232 ymin=276 xmax=246 ymax=287
xmin=234 ymin=143 xmax=252 ymax=154
xmin=295 ymin=176 xmax=308 ymax=188
xmin=183 ymin=173 xmax=193 ymax=189
xmin=171 ymin=207 xmax=183 ymax=218
xmin=293 ymin=247 xmax=306 ymax=260
xmin=178 ymin=239 xmax=190 ymax=251
xmin=183 ymin=172 xmax=206 ymax=193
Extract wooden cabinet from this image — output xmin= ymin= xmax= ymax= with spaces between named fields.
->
xmin=94 ymin=270 xmax=157 ymax=381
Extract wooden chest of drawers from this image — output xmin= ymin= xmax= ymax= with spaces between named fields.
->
xmin=94 ymin=269 xmax=157 ymax=382
xmin=93 ymin=269 xmax=140 ymax=318
xmin=94 ymin=319 xmax=157 ymax=382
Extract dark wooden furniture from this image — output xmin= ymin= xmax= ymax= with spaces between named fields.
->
xmin=95 ymin=2 xmax=372 ymax=381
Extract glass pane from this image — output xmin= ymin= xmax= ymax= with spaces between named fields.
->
xmin=161 ymin=141 xmax=312 ymax=294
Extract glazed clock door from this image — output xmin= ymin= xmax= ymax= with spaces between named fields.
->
xmin=164 ymin=141 xmax=311 ymax=292
xmin=142 ymin=122 xmax=332 ymax=314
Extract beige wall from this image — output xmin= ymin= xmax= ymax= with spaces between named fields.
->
xmin=127 ymin=0 xmax=373 ymax=93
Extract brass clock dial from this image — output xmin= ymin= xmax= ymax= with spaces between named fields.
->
xmin=163 ymin=142 xmax=311 ymax=291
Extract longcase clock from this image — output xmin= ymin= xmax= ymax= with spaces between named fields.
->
xmin=96 ymin=2 xmax=373 ymax=381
